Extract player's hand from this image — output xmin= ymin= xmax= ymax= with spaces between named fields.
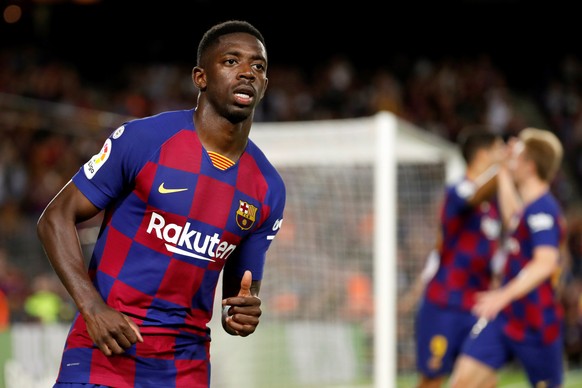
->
xmin=82 ymin=300 xmax=143 ymax=356
xmin=222 ymin=270 xmax=261 ymax=337
xmin=471 ymin=288 xmax=511 ymax=321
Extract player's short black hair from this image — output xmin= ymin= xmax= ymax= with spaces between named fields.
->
xmin=457 ymin=125 xmax=501 ymax=163
xmin=197 ymin=20 xmax=266 ymax=66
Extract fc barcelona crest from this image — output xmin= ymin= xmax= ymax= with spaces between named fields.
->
xmin=236 ymin=200 xmax=257 ymax=230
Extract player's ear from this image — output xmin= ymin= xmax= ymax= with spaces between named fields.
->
xmin=192 ymin=66 xmax=207 ymax=91
xmin=259 ymin=77 xmax=268 ymax=101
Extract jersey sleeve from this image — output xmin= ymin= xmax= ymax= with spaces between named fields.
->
xmin=526 ymin=204 xmax=561 ymax=249
xmin=443 ymin=178 xmax=475 ymax=219
xmin=71 ymin=123 xmax=153 ymax=209
xmin=230 ymin=176 xmax=286 ymax=280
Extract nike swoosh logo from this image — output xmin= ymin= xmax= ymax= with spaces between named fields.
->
xmin=158 ymin=182 xmax=188 ymax=194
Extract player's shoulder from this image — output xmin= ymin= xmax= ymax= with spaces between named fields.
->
xmin=123 ymin=109 xmax=194 ymax=134
xmin=527 ymin=192 xmax=562 ymax=217
xmin=110 ymin=109 xmax=194 ymax=149
xmin=446 ymin=177 xmax=475 ymax=201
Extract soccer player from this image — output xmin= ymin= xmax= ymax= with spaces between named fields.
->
xmin=36 ymin=20 xmax=286 ymax=388
xmin=450 ymin=128 xmax=566 ymax=388
xmin=414 ymin=126 xmax=505 ymax=388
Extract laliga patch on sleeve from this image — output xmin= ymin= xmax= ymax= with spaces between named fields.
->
xmin=527 ymin=212 xmax=554 ymax=232
xmin=456 ymin=180 xmax=476 ymax=199
xmin=112 ymin=125 xmax=125 ymax=139
xmin=83 ymin=138 xmax=112 ymax=179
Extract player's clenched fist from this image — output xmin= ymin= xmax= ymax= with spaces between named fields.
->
xmin=83 ymin=300 xmax=143 ymax=356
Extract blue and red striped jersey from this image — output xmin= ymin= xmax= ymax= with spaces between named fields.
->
xmin=425 ymin=177 xmax=501 ymax=311
xmin=57 ymin=109 xmax=286 ymax=387
xmin=500 ymin=192 xmax=565 ymax=344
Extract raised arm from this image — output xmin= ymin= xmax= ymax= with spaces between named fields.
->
xmin=496 ymin=139 xmax=524 ymax=231
xmin=466 ymin=164 xmax=500 ymax=206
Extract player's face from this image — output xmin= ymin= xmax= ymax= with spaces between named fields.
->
xmin=200 ymin=32 xmax=268 ymax=123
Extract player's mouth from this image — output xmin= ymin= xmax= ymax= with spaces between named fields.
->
xmin=233 ymin=85 xmax=255 ymax=106
xmin=234 ymin=92 xmax=253 ymax=105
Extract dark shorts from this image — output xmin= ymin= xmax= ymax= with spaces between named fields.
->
xmin=415 ymin=299 xmax=478 ymax=377
xmin=461 ymin=316 xmax=564 ymax=388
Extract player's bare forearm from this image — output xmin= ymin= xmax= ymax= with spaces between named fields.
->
xmin=503 ymin=247 xmax=559 ymax=301
xmin=497 ymin=154 xmax=522 ymax=230
xmin=469 ymin=165 xmax=499 ymax=205
xmin=37 ymin=181 xmax=104 ymax=314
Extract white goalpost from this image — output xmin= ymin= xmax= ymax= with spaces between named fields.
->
xmin=373 ymin=112 xmax=398 ymax=388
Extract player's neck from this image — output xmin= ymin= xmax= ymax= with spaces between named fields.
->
xmin=194 ymin=108 xmax=250 ymax=162
xmin=517 ymin=177 xmax=548 ymax=205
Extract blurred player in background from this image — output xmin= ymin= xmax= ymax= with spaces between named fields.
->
xmin=451 ymin=128 xmax=566 ymax=388
xmin=37 ymin=20 xmax=286 ymax=388
xmin=413 ymin=126 xmax=505 ymax=388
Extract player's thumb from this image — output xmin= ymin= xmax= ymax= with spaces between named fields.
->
xmin=238 ymin=270 xmax=252 ymax=297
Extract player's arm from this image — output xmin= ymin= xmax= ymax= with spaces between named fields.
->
xmin=37 ymin=180 xmax=143 ymax=355
xmin=496 ymin=164 xmax=522 ymax=230
xmin=221 ymin=269 xmax=261 ymax=337
xmin=473 ymin=245 xmax=559 ymax=321
xmin=501 ymin=246 xmax=560 ymax=300
xmin=466 ymin=164 xmax=499 ymax=206
xmin=489 ymin=242 xmax=508 ymax=289
xmin=497 ymin=138 xmax=524 ymax=230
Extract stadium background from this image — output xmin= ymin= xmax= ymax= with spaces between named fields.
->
xmin=1 ymin=0 xmax=582 ymax=387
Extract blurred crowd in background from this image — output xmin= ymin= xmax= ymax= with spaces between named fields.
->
xmin=1 ymin=45 xmax=582 ymax=368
